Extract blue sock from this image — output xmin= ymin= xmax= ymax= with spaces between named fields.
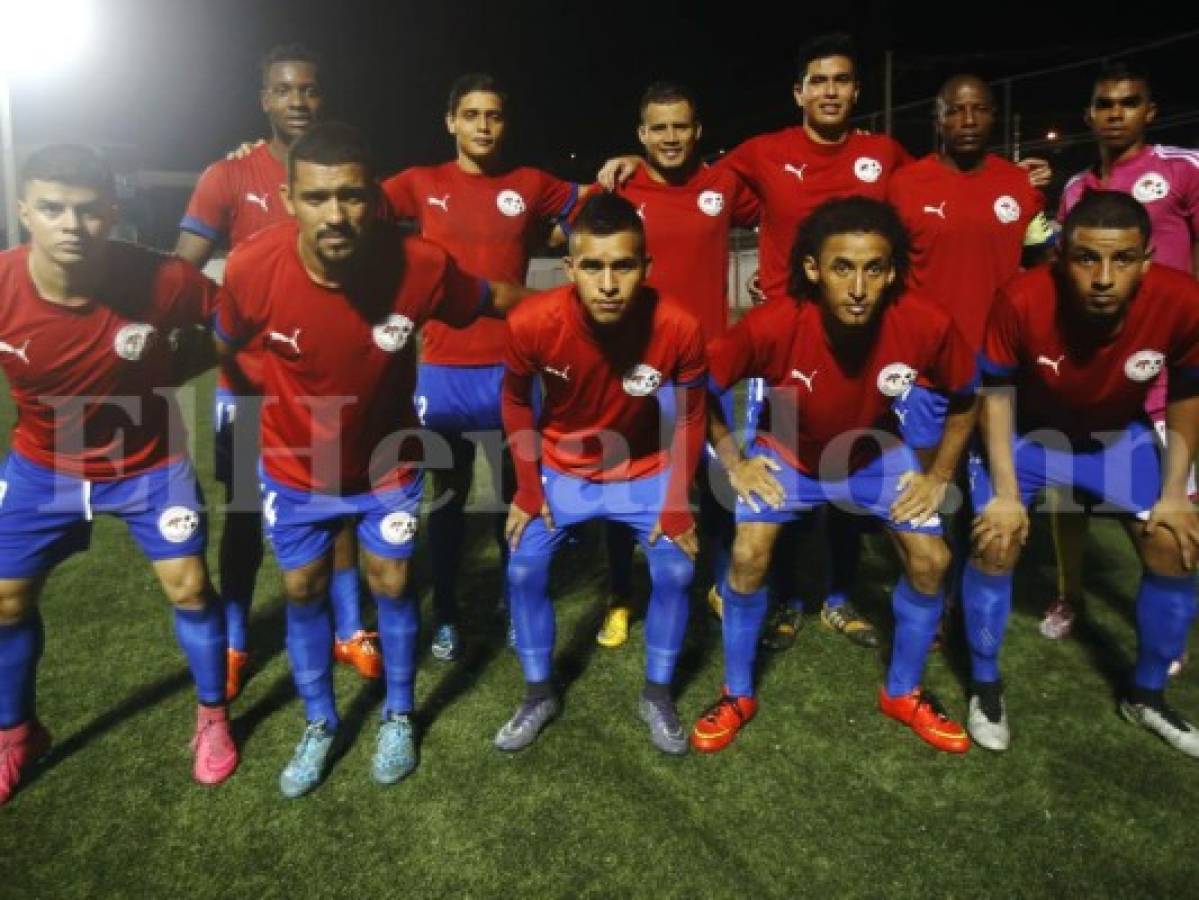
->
xmin=961 ymin=563 xmax=1011 ymax=685
xmin=0 ymin=614 xmax=42 ymax=729
xmin=508 ymin=551 xmax=556 ymax=684
xmin=1133 ymin=572 xmax=1197 ymax=692
xmin=285 ymin=599 xmax=338 ymax=729
xmin=722 ymin=579 xmax=768 ymax=697
xmin=223 ymin=596 xmax=249 ymax=653
xmin=644 ymin=544 xmax=694 ymax=684
xmin=173 ymin=604 xmax=227 ymax=706
xmin=375 ymin=594 xmax=419 ymax=717
xmin=606 ymin=523 xmax=636 ymax=600
xmin=825 ymin=508 xmax=862 ymax=610
xmin=329 ymin=567 xmax=363 ymax=642
xmin=887 ymin=577 xmax=944 ymax=697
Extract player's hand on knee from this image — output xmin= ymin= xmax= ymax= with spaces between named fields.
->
xmin=1016 ymin=156 xmax=1052 ymax=189
xmin=1144 ymin=498 xmax=1199 ymax=571
xmin=729 ymin=456 xmax=784 ymax=512
xmin=596 ymin=155 xmax=642 ymax=190
xmin=505 ymin=501 xmax=553 ymax=551
xmin=650 ymin=521 xmax=699 ymax=560
xmin=890 ymin=470 xmax=947 ymax=528
xmin=972 ymin=495 xmax=1029 ymax=561
xmin=225 ymin=139 xmax=264 ymax=161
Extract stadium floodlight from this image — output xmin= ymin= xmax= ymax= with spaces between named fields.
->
xmin=0 ymin=0 xmax=93 ymax=248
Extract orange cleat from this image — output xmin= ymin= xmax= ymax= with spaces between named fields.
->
xmin=878 ymin=686 xmax=969 ymax=753
xmin=225 ymin=648 xmax=250 ymax=701
xmin=0 ymin=719 xmax=51 ymax=806
xmin=333 ymin=630 xmax=382 ymax=679
xmin=690 ymin=691 xmax=758 ymax=753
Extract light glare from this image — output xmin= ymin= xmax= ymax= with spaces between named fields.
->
xmin=0 ymin=0 xmax=91 ymax=75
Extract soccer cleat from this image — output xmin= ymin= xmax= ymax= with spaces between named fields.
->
xmin=690 ymin=691 xmax=758 ymax=753
xmin=597 ymin=606 xmax=630 ymax=648
xmin=707 ymin=586 xmax=724 ymax=620
xmin=371 ymin=713 xmax=417 ymax=784
xmin=494 ymin=695 xmax=560 ymax=752
xmin=966 ymin=686 xmax=1011 ymax=752
xmin=279 ymin=720 xmax=337 ymax=799
xmin=225 ymin=648 xmax=250 ymax=701
xmin=760 ymin=606 xmax=804 ymax=651
xmin=333 ymin=630 xmax=382 ymax=679
xmin=431 ymin=623 xmax=460 ymax=662
xmin=820 ymin=602 xmax=879 ymax=648
xmin=0 ymin=719 xmax=51 ymax=806
xmin=1039 ymin=597 xmax=1077 ymax=640
xmin=191 ymin=705 xmax=239 ymax=785
xmin=878 ymin=686 xmax=969 ymax=754
xmin=1120 ymin=698 xmax=1199 ymax=758
xmin=638 ymin=693 xmax=688 ymax=756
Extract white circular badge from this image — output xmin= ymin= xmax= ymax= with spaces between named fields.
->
xmin=114 ymin=324 xmax=157 ymax=361
xmin=158 ymin=506 xmax=200 ymax=543
xmin=1133 ymin=172 xmax=1170 ymax=204
xmin=622 ymin=363 xmax=663 ymax=397
xmin=372 ymin=314 xmax=414 ymax=353
xmin=379 ymin=511 xmax=418 ymax=546
xmin=496 ymin=189 xmax=527 ymax=217
xmin=993 ymin=195 xmax=1021 ymax=224
xmin=854 ymin=157 xmax=883 ymax=183
xmin=697 ymin=190 xmax=725 ymax=217
xmin=876 ymin=362 xmax=918 ymax=398
xmin=1124 ymin=349 xmax=1165 ymax=382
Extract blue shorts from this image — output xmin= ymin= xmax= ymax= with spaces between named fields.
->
xmin=213 ymin=388 xmax=261 ymax=490
xmin=893 ymin=384 xmax=947 ymax=451
xmin=415 ymin=363 xmax=504 ymax=435
xmin=0 ymin=452 xmax=207 ymax=579
xmin=735 ymin=442 xmax=942 ymax=534
xmin=259 ymin=468 xmax=425 ymax=571
xmin=969 ymin=420 xmax=1161 ymax=519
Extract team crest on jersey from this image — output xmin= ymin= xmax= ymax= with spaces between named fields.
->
xmin=876 ymin=362 xmax=917 ymax=398
xmin=1133 ymin=172 xmax=1170 ymax=204
xmin=1124 ymin=349 xmax=1165 ymax=382
xmin=372 ymin=314 xmax=415 ymax=353
xmin=993 ymin=195 xmax=1021 ymax=224
xmin=158 ymin=506 xmax=200 ymax=544
xmin=622 ymin=363 xmax=663 ymax=397
xmin=697 ymin=190 xmax=725 ymax=217
xmin=379 ymin=511 xmax=418 ymax=545
xmin=496 ymin=189 xmax=527 ymax=217
xmin=854 ymin=157 xmax=883 ymax=183
xmin=114 ymin=324 xmax=157 ymax=361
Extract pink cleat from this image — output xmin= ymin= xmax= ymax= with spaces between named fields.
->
xmin=191 ymin=705 xmax=238 ymax=786
xmin=0 ymin=719 xmax=52 ymax=806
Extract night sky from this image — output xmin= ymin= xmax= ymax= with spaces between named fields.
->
xmin=9 ymin=1 xmax=1198 ymax=186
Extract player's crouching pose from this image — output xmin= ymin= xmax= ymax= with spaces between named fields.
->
xmin=967 ymin=190 xmax=1199 ymax=755
xmin=214 ymin=123 xmax=528 ymax=797
xmin=0 ymin=145 xmax=237 ymax=805
xmin=691 ymin=197 xmax=980 ymax=754
xmin=498 ymin=193 xmax=707 ymax=755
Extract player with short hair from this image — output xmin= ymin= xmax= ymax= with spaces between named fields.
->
xmin=967 ymin=190 xmax=1199 ymax=754
xmin=690 ymin=196 xmax=979 ymax=754
xmin=497 ymin=192 xmax=706 ymax=755
xmin=0 ymin=144 xmax=237 ymax=804
xmin=215 ymin=122 xmax=528 ymax=796
xmin=381 ymin=73 xmax=579 ymax=662
xmin=177 ymin=44 xmax=379 ymax=698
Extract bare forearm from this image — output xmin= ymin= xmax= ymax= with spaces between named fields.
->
xmin=1162 ymin=394 xmax=1199 ymax=499
xmin=927 ymin=396 xmax=977 ymax=482
xmin=980 ymin=388 xmax=1019 ymax=498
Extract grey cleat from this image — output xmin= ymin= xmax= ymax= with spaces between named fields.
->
xmin=279 ymin=720 xmax=337 ymax=799
xmin=1120 ymin=699 xmax=1199 ymax=758
xmin=967 ymin=693 xmax=1011 ymax=752
xmin=494 ymin=695 xmax=560 ymax=752
xmin=638 ymin=694 xmax=688 ymax=756
xmin=371 ymin=713 xmax=417 ymax=784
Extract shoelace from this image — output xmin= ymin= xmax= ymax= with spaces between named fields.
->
xmin=917 ymin=691 xmax=951 ymax=721
xmin=702 ymin=696 xmax=745 ymax=725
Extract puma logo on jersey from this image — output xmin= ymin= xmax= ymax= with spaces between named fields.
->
xmin=0 ymin=338 xmax=31 ymax=365
xmin=544 ymin=364 xmax=571 ymax=381
xmin=245 ymin=192 xmax=269 ymax=212
xmin=427 ymin=194 xmax=450 ymax=211
xmin=790 ymin=368 xmax=817 ymax=392
xmin=783 ymin=163 xmax=808 ymax=181
xmin=268 ymin=328 xmax=302 ymax=355
xmin=923 ymin=202 xmax=947 ymax=219
xmin=1037 ymin=354 xmax=1065 ymax=376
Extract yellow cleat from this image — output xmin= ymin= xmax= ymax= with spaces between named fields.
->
xmin=707 ymin=586 xmax=724 ymax=620
xmin=597 ymin=606 xmax=630 ymax=648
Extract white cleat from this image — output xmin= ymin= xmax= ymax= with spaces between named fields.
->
xmin=967 ymin=693 xmax=1010 ymax=752
xmin=1120 ymin=700 xmax=1199 ymax=758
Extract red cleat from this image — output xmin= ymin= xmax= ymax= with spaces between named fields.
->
xmin=0 ymin=719 xmax=52 ymax=806
xmin=878 ymin=686 xmax=969 ymax=754
xmin=225 ymin=648 xmax=250 ymax=701
xmin=333 ymin=630 xmax=382 ymax=679
xmin=191 ymin=705 xmax=238 ymax=786
xmin=690 ymin=691 xmax=758 ymax=753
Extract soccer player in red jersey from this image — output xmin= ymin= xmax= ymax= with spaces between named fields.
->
xmin=596 ymin=81 xmax=759 ymax=649
xmin=215 ymin=123 xmax=526 ymax=797
xmin=690 ymin=197 xmax=979 ymax=755
xmin=381 ymin=74 xmax=579 ymax=662
xmin=177 ymin=45 xmax=379 ymax=697
xmin=968 ymin=191 xmax=1199 ymax=755
xmin=497 ymin=193 xmax=706 ymax=754
xmin=0 ymin=145 xmax=238 ymax=805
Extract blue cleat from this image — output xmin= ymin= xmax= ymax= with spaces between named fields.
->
xmin=279 ymin=720 xmax=336 ymax=799
xmin=494 ymin=695 xmax=560 ymax=752
xmin=431 ymin=623 xmax=459 ymax=662
xmin=371 ymin=713 xmax=417 ymax=784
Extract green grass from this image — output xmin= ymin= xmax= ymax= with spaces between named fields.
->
xmin=5 ymin=370 xmax=1199 ymax=898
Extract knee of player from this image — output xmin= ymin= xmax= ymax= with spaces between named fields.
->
xmin=160 ymin=566 xmax=213 ymax=610
xmin=905 ymin=537 xmax=951 ymax=589
xmin=730 ymin=540 xmax=770 ymax=588
xmin=1139 ymin=529 xmax=1191 ymax=579
xmin=364 ymin=558 xmax=409 ymax=598
xmin=506 ymin=554 xmax=547 ymax=590
xmin=970 ymin=541 xmax=1020 ymax=576
xmin=648 ymin=549 xmax=694 ymax=591
xmin=0 ymin=587 xmax=35 ymax=625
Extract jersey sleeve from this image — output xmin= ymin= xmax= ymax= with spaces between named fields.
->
xmin=674 ymin=318 xmax=707 ymax=388
xmin=503 ymin=310 xmax=539 ymax=377
xmin=180 ymin=162 xmax=233 ymax=243
xmin=979 ymin=288 xmax=1023 ymax=382
xmin=707 ymin=305 xmax=767 ymax=392
xmin=214 ymin=259 xmax=266 ymax=348
xmin=1176 ymin=154 xmax=1199 ymax=238
xmin=1057 ymin=174 xmax=1086 ymax=220
xmin=431 ymin=252 xmax=489 ymax=328
xmin=167 ymin=260 xmax=220 ymax=327
xmin=381 ymin=170 xmax=420 ymax=219
xmin=714 ymin=138 xmax=763 ymax=195
xmin=1167 ymin=281 xmax=1199 ymax=381
xmin=533 ymin=171 xmax=580 ymax=223
xmin=730 ymin=176 xmax=761 ymax=228
xmin=927 ymin=315 xmax=979 ymax=397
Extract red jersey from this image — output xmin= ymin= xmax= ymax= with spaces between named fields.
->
xmin=981 ymin=265 xmax=1199 ymax=440
xmin=709 ymin=292 xmax=976 ymax=475
xmin=382 ymin=162 xmax=577 ymax=366
xmin=718 ymin=127 xmax=911 ymax=298
xmin=887 ymin=154 xmax=1043 ymax=349
xmin=503 ymin=285 xmax=707 ymax=535
xmin=616 ymin=164 xmax=759 ymax=340
xmin=0 ymin=243 xmax=217 ymax=480
xmin=216 ymin=222 xmax=487 ymax=495
xmin=181 ymin=142 xmax=289 ymax=393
